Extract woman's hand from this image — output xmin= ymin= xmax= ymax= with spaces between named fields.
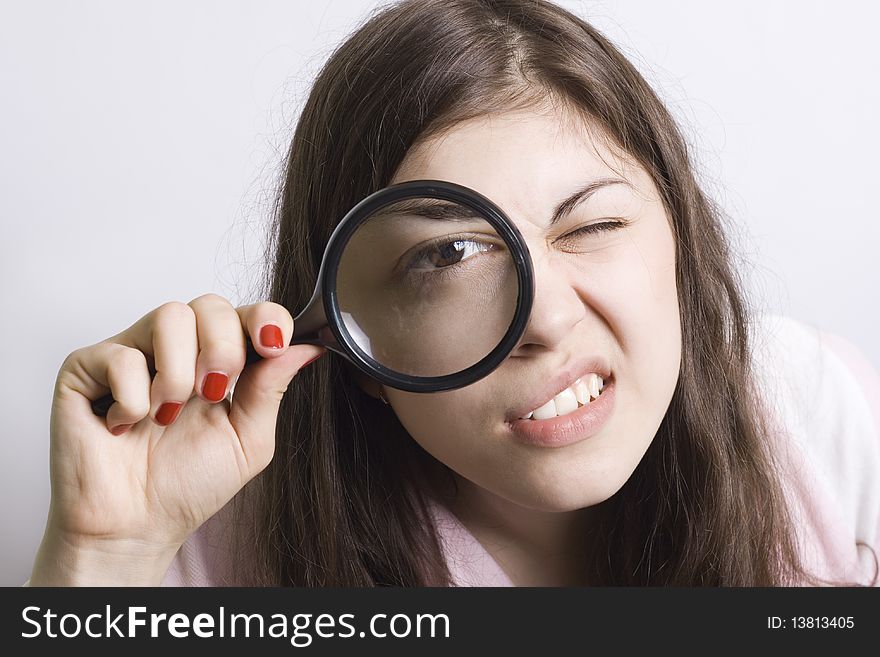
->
xmin=29 ymin=294 xmax=324 ymax=585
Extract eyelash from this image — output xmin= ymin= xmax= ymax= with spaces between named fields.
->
xmin=563 ymin=219 xmax=627 ymax=239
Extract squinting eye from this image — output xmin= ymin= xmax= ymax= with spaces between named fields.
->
xmin=563 ymin=219 xmax=627 ymax=239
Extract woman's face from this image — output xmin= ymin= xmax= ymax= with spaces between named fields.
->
xmin=373 ymin=105 xmax=681 ymax=512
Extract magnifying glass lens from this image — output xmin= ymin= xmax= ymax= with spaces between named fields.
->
xmin=335 ymin=196 xmax=519 ymax=377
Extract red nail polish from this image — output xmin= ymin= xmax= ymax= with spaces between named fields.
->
xmin=301 ymin=353 xmax=324 ymax=368
xmin=109 ymin=423 xmax=133 ymax=436
xmin=156 ymin=402 xmax=183 ymax=426
xmin=202 ymin=372 xmax=229 ymax=402
xmin=259 ymin=324 xmax=284 ymax=349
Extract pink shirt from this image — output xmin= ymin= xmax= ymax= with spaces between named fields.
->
xmin=158 ymin=313 xmax=879 ymax=587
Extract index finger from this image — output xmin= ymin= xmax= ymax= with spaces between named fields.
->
xmin=235 ymin=301 xmax=295 ymax=358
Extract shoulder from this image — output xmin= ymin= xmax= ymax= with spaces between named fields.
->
xmin=750 ymin=313 xmax=879 ymax=454
xmin=749 ymin=313 xmax=880 ymax=507
xmin=164 ymin=491 xmax=515 ymax=587
xmin=426 ymin=497 xmax=514 ymax=587
xmin=749 ymin=313 xmax=880 ymax=585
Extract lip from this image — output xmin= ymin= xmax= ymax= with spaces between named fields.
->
xmin=505 ymin=378 xmax=615 ymax=448
xmin=505 ymin=355 xmax=612 ymax=422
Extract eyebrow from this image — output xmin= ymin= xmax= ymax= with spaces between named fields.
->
xmin=375 ymin=198 xmax=484 ymax=222
xmin=374 ymin=177 xmax=631 ymax=225
xmin=550 ymin=177 xmax=630 ymax=226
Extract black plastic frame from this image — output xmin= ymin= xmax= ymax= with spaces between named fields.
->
xmin=280 ymin=180 xmax=533 ymax=393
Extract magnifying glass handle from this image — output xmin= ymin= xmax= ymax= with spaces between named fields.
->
xmin=90 ymin=294 xmax=330 ymax=418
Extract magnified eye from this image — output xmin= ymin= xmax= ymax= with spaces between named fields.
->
xmin=410 ymin=237 xmax=496 ymax=271
xmin=404 ymin=234 xmax=501 ymax=274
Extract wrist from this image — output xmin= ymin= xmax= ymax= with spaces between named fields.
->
xmin=30 ymin=528 xmax=182 ymax=586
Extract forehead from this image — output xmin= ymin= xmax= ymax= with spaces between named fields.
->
xmin=390 ymin=105 xmax=653 ymax=222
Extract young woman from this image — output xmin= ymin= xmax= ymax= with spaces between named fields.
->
xmin=28 ymin=0 xmax=879 ymax=586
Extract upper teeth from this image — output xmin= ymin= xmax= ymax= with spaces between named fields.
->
xmin=520 ymin=374 xmax=605 ymax=420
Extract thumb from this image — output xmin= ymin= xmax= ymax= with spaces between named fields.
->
xmin=226 ymin=345 xmax=325 ymax=475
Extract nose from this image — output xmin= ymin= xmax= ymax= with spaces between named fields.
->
xmin=511 ymin=252 xmax=586 ymax=355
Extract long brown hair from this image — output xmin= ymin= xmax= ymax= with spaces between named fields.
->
xmin=228 ymin=0 xmax=874 ymax=586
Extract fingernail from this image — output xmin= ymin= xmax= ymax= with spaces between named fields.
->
xmin=109 ymin=423 xmax=133 ymax=436
xmin=156 ymin=402 xmax=183 ymax=426
xmin=202 ymin=372 xmax=229 ymax=402
xmin=259 ymin=324 xmax=284 ymax=349
xmin=301 ymin=353 xmax=324 ymax=368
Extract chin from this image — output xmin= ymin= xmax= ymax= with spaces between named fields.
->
xmin=494 ymin=452 xmax=633 ymax=510
xmin=496 ymin=476 xmax=621 ymax=513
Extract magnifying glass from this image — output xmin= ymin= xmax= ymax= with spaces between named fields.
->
xmin=91 ymin=180 xmax=534 ymax=416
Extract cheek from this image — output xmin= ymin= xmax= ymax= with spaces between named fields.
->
xmin=584 ymin=217 xmax=680 ymax=412
xmin=388 ymin=389 xmax=496 ymax=463
xmin=389 ymin=392 xmax=520 ymax=500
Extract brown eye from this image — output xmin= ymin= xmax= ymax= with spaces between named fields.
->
xmin=408 ymin=237 xmax=496 ymax=272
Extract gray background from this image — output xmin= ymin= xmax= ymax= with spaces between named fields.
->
xmin=1 ymin=0 xmax=877 ymax=585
